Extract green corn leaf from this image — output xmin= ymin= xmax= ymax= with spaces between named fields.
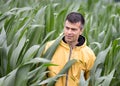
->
xmin=14 ymin=64 xmax=31 ymax=86
xmin=43 ymin=35 xmax=63 ymax=60
xmin=22 ymin=45 xmax=40 ymax=64
xmin=10 ymin=35 xmax=26 ymax=69
xmin=101 ymin=69 xmax=115 ymax=86
xmin=79 ymin=70 xmax=89 ymax=86
xmin=0 ymin=69 xmax=18 ymax=86
xmin=25 ymin=57 xmax=50 ymax=65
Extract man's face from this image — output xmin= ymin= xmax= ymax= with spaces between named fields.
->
xmin=64 ymin=20 xmax=83 ymax=44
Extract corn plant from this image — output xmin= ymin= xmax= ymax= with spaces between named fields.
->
xmin=0 ymin=0 xmax=120 ymax=86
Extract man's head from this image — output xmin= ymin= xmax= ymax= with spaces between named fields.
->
xmin=64 ymin=12 xmax=85 ymax=45
xmin=65 ymin=12 xmax=85 ymax=29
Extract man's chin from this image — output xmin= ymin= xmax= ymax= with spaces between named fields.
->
xmin=65 ymin=38 xmax=72 ymax=43
xmin=66 ymin=40 xmax=72 ymax=44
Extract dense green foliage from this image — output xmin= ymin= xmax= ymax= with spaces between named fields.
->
xmin=0 ymin=0 xmax=120 ymax=86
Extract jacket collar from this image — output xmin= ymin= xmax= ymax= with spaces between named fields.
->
xmin=62 ymin=35 xmax=85 ymax=46
xmin=60 ymin=35 xmax=86 ymax=50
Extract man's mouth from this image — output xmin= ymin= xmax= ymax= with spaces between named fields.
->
xmin=66 ymin=36 xmax=73 ymax=38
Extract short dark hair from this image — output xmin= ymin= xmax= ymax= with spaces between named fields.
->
xmin=65 ymin=12 xmax=85 ymax=29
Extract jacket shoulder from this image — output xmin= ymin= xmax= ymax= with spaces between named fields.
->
xmin=46 ymin=40 xmax=55 ymax=47
xmin=44 ymin=40 xmax=55 ymax=53
xmin=83 ymin=46 xmax=96 ymax=60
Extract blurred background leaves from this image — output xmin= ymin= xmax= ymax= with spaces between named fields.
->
xmin=0 ymin=0 xmax=120 ymax=86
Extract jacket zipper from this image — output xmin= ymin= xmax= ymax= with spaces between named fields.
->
xmin=65 ymin=45 xmax=72 ymax=86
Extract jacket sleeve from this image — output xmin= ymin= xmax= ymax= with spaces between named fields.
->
xmin=84 ymin=49 xmax=96 ymax=80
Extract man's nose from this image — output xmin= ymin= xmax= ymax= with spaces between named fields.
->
xmin=68 ymin=29 xmax=72 ymax=33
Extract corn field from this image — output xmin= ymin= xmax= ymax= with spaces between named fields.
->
xmin=0 ymin=0 xmax=120 ymax=86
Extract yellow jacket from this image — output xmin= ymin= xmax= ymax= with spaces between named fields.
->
xmin=44 ymin=36 xmax=96 ymax=86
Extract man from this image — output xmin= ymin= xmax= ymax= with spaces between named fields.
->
xmin=44 ymin=12 xmax=96 ymax=86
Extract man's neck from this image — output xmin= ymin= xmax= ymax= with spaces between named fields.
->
xmin=67 ymin=41 xmax=78 ymax=49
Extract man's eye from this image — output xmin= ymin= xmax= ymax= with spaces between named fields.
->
xmin=66 ymin=27 xmax=70 ymax=30
xmin=72 ymin=29 xmax=77 ymax=31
